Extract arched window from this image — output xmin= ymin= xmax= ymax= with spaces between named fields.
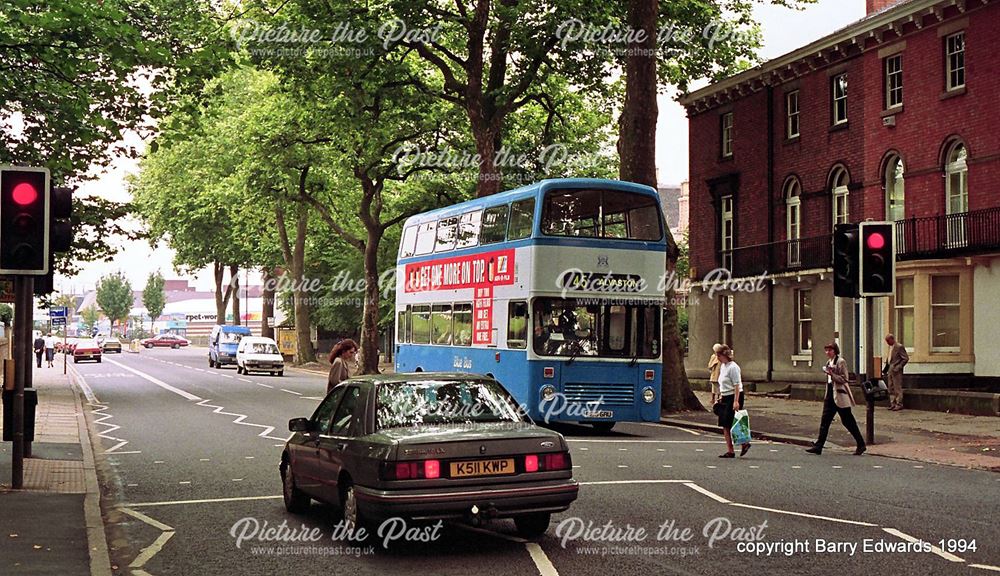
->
xmin=785 ymin=178 xmax=802 ymax=266
xmin=885 ymin=156 xmax=905 ymax=222
xmin=830 ymin=167 xmax=850 ymax=227
xmin=945 ymin=142 xmax=968 ymax=247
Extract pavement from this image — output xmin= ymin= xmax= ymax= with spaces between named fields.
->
xmin=0 ymin=361 xmax=111 ymax=576
xmin=664 ymin=391 xmax=1000 ymax=472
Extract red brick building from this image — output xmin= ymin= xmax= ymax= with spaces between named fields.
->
xmin=681 ymin=0 xmax=1000 ymax=393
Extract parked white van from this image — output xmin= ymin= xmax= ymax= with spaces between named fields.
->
xmin=236 ymin=336 xmax=285 ymax=376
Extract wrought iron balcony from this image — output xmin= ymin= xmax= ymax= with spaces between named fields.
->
xmin=721 ymin=234 xmax=832 ymax=278
xmin=895 ymin=207 xmax=1000 ymax=260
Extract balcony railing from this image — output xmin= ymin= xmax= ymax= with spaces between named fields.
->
xmin=896 ymin=207 xmax=1000 ymax=260
xmin=722 ymin=235 xmax=832 ymax=278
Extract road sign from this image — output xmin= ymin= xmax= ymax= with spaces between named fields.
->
xmin=51 ymin=317 xmax=66 ymax=326
xmin=49 ymin=306 xmax=67 ymax=319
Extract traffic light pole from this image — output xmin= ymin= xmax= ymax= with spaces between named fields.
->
xmin=11 ymin=275 xmax=33 ymax=489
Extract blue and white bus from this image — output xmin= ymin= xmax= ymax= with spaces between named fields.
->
xmin=394 ymin=178 xmax=666 ymax=430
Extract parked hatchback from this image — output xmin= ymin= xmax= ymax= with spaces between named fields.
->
xmin=73 ymin=339 xmax=102 ymax=363
xmin=280 ymin=373 xmax=579 ymax=539
xmin=236 ymin=336 xmax=284 ymax=376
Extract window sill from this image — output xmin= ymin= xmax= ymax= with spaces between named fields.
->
xmin=881 ymin=105 xmax=903 ymax=117
xmin=719 ymin=154 xmax=735 ymax=163
xmin=829 ymin=122 xmax=849 ymax=133
xmin=791 ymin=354 xmax=813 ymax=368
xmin=783 ymin=135 xmax=801 ymax=146
xmin=940 ymin=86 xmax=966 ymax=100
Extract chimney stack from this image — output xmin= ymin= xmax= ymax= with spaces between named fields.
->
xmin=867 ymin=0 xmax=908 ymax=14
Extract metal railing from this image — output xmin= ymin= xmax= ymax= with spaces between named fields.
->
xmin=896 ymin=207 xmax=1000 ymax=260
xmin=722 ymin=234 xmax=832 ymax=278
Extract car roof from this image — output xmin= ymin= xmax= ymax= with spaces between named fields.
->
xmin=241 ymin=336 xmax=275 ymax=343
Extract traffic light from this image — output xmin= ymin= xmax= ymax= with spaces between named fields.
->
xmin=832 ymin=223 xmax=859 ymax=298
xmin=34 ymin=186 xmax=73 ymax=296
xmin=859 ymin=221 xmax=895 ymax=296
xmin=0 ymin=166 xmax=50 ymax=274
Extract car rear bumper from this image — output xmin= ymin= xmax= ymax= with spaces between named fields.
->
xmin=74 ymin=354 xmax=101 ymax=360
xmin=354 ymin=479 xmax=579 ymax=521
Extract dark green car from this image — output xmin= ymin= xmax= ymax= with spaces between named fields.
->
xmin=280 ymin=372 xmax=579 ymax=538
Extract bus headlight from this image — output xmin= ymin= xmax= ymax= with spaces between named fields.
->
xmin=642 ymin=387 xmax=655 ymax=404
xmin=540 ymin=385 xmax=557 ymax=402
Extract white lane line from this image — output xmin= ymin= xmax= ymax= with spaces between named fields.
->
xmin=581 ymin=480 xmax=692 ymax=486
xmin=122 ymin=495 xmax=283 ymax=508
xmin=153 ymin=461 xmax=165 ymax=464
xmin=618 ymin=448 xmax=628 ymax=451
xmin=280 ymin=389 xmax=302 ymax=395
xmin=257 ymin=383 xmax=274 ymax=389
xmin=232 ymin=479 xmax=244 ymax=482
xmin=199 ymin=459 xmax=210 ymax=462
xmin=238 ymin=378 xmax=253 ymax=383
xmin=617 ymin=465 xmax=628 ymax=468
xmin=660 ymin=425 xmax=702 ymax=436
xmin=245 ymin=456 xmax=255 ymax=460
xmin=118 ymin=507 xmax=174 ymax=570
xmin=706 ymin=465 xmax=717 ymax=469
xmin=873 ymin=465 xmax=884 ymax=469
xmin=568 ymin=439 xmax=723 ymax=444
xmin=302 ymin=396 xmax=324 ymax=400
xmin=970 ymin=564 xmax=1000 ymax=572
xmin=656 ymin=449 xmax=665 ymax=452
xmin=683 ymin=482 xmax=731 ymax=504
xmin=103 ymin=358 xmax=202 ymax=401
xmin=178 ymin=481 xmax=191 ymax=485
xmin=219 ymin=374 xmax=234 ymax=379
xmin=882 ymin=528 xmax=964 ymax=563
xmin=662 ymin=465 xmax=672 ymax=468
xmin=109 ymin=450 xmax=142 ymax=455
xmin=127 ymin=483 xmax=139 ymax=487
xmin=728 ymin=503 xmax=878 ymax=527
xmin=89 ymin=403 xmax=130 ymax=454
xmin=792 ymin=466 xmax=802 ymax=469
xmin=526 ymin=542 xmax=560 ymax=576
xmin=749 ymin=465 xmax=760 ymax=469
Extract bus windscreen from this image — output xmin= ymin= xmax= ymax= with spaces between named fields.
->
xmin=541 ymin=189 xmax=662 ymax=241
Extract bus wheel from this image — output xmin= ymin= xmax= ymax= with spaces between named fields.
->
xmin=591 ymin=422 xmax=615 ymax=433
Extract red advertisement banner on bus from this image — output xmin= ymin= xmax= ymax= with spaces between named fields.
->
xmin=403 ymin=249 xmax=516 ymax=293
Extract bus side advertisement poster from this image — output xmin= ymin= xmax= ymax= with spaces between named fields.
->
xmin=403 ymin=249 xmax=516 ymax=293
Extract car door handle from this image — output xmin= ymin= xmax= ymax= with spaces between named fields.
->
xmin=335 ymin=442 xmax=348 ymax=451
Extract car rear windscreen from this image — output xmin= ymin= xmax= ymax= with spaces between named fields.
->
xmin=376 ymin=380 xmax=525 ymax=429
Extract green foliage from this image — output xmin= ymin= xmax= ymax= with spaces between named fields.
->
xmin=143 ymin=272 xmax=167 ymax=324
xmin=96 ymin=273 xmax=133 ymax=332
xmin=0 ymin=304 xmax=12 ymax=328
xmin=80 ymin=306 xmax=101 ymax=334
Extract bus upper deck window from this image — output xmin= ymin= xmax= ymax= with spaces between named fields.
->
xmin=400 ymin=225 xmax=418 ymax=257
xmin=508 ymin=199 xmax=535 ymax=240
xmin=480 ymin=205 xmax=509 ymax=245
xmin=414 ymin=222 xmax=437 ymax=255
xmin=435 ymin=217 xmax=458 ymax=252
xmin=456 ymin=210 xmax=482 ymax=249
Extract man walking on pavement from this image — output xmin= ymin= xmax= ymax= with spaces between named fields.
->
xmin=34 ymin=334 xmax=46 ymax=368
xmin=884 ymin=334 xmax=909 ymax=411
xmin=44 ymin=332 xmax=56 ymax=368
xmin=806 ymin=342 xmax=866 ymax=456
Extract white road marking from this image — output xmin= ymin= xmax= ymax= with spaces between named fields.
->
xmin=127 ymin=483 xmax=139 ymax=487
xmin=122 ymin=495 xmax=283 ymax=508
xmin=832 ymin=466 xmax=843 ymax=469
xmin=238 ymin=378 xmax=253 ymax=383
xmin=118 ymin=507 xmax=174 ymax=569
xmin=970 ymin=564 xmax=1000 ymax=572
xmin=232 ymin=479 xmax=244 ymax=482
xmin=662 ymin=465 xmax=672 ymax=468
xmin=154 ymin=461 xmax=165 ymax=464
xmin=656 ymin=448 xmax=665 ymax=452
xmin=683 ymin=483 xmax=731 ymax=504
xmin=706 ymin=465 xmax=717 ymax=469
xmin=257 ymin=383 xmax=274 ymax=389
xmin=103 ymin=358 xmax=202 ymax=401
xmin=792 ymin=465 xmax=802 ymax=469
xmin=109 ymin=450 xmax=142 ymax=455
xmin=728 ymin=502 xmax=878 ymax=527
xmin=618 ymin=448 xmax=628 ymax=451
xmin=280 ymin=388 xmax=301 ymax=395
xmin=569 ymin=439 xmax=722 ymax=444
xmin=873 ymin=465 xmax=884 ymax=469
xmin=195 ymin=399 xmax=291 ymax=442
xmin=882 ymin=528 xmax=964 ymax=563
xmin=245 ymin=456 xmax=254 ymax=459
xmin=581 ymin=480 xmax=692 ymax=486
xmin=695 ymin=449 xmax=704 ymax=452
xmin=178 ymin=481 xmax=191 ymax=485
xmin=526 ymin=542 xmax=560 ymax=576
xmin=913 ymin=465 xmax=924 ymax=469
xmin=769 ymin=449 xmax=778 ymax=452
xmin=617 ymin=465 xmax=628 ymax=468
xmin=749 ymin=465 xmax=760 ymax=469
xmin=219 ymin=374 xmax=233 ymax=379
xmin=199 ymin=459 xmax=210 ymax=462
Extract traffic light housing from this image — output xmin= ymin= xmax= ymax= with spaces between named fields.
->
xmin=0 ymin=167 xmax=50 ymax=274
xmin=832 ymin=223 xmax=859 ymax=298
xmin=859 ymin=221 xmax=895 ymax=297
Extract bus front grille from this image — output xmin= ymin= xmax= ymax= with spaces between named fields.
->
xmin=562 ymin=383 xmax=635 ymax=406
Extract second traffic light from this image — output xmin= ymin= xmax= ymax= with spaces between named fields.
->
xmin=833 ymin=223 xmax=859 ymax=298
xmin=860 ymin=221 xmax=895 ymax=297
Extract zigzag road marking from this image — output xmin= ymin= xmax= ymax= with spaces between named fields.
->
xmin=195 ymin=399 xmax=291 ymax=442
xmin=89 ymin=403 xmax=130 ymax=454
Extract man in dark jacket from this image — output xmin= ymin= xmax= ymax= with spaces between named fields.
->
xmin=33 ymin=335 xmax=46 ymax=368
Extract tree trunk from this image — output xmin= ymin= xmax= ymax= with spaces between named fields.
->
xmin=619 ymin=0 xmax=701 ymax=413
xmin=359 ymin=226 xmax=382 ymax=374
xmin=213 ymin=262 xmax=235 ymax=325
xmin=291 ymin=203 xmax=315 ymax=364
xmin=231 ymin=269 xmax=240 ymax=326
xmin=472 ymin=124 xmax=502 ymax=197
xmin=261 ymin=267 xmax=275 ymax=340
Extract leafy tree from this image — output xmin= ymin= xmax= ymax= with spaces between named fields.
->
xmin=143 ymin=272 xmax=167 ymax=334
xmin=80 ymin=306 xmax=101 ymax=335
xmin=0 ymin=303 xmax=12 ymax=334
xmin=96 ymin=273 xmax=134 ymax=336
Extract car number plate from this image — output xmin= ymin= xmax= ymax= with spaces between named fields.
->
xmin=450 ymin=458 xmax=516 ymax=478
xmin=583 ymin=410 xmax=614 ymax=419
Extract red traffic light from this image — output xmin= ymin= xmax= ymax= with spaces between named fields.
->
xmin=866 ymin=232 xmax=886 ymax=250
xmin=12 ymin=181 xmax=38 ymax=206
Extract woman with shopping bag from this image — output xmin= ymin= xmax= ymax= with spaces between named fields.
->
xmin=714 ymin=345 xmax=750 ymax=458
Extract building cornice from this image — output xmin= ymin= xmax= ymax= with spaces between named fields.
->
xmin=680 ymin=0 xmax=991 ymax=113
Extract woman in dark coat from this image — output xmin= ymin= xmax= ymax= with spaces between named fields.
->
xmin=327 ymin=339 xmax=358 ymax=394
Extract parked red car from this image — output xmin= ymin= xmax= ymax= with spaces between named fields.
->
xmin=73 ymin=339 xmax=102 ymax=364
xmin=140 ymin=334 xmax=191 ymax=349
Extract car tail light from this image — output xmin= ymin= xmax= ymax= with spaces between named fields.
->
xmin=394 ymin=462 xmax=418 ymax=480
xmin=524 ymin=452 xmax=571 ymax=472
xmin=524 ymin=454 xmax=539 ymax=472
xmin=424 ymin=459 xmax=440 ymax=479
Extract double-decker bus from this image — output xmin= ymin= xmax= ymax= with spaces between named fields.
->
xmin=394 ymin=178 xmax=666 ymax=431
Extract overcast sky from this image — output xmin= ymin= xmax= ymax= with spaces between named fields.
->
xmin=58 ymin=0 xmax=867 ymax=295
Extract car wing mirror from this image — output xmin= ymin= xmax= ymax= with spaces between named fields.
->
xmin=288 ymin=418 xmax=312 ymax=433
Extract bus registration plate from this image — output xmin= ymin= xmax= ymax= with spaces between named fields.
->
xmin=450 ymin=458 xmax=516 ymax=478
xmin=583 ymin=410 xmax=614 ymax=419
